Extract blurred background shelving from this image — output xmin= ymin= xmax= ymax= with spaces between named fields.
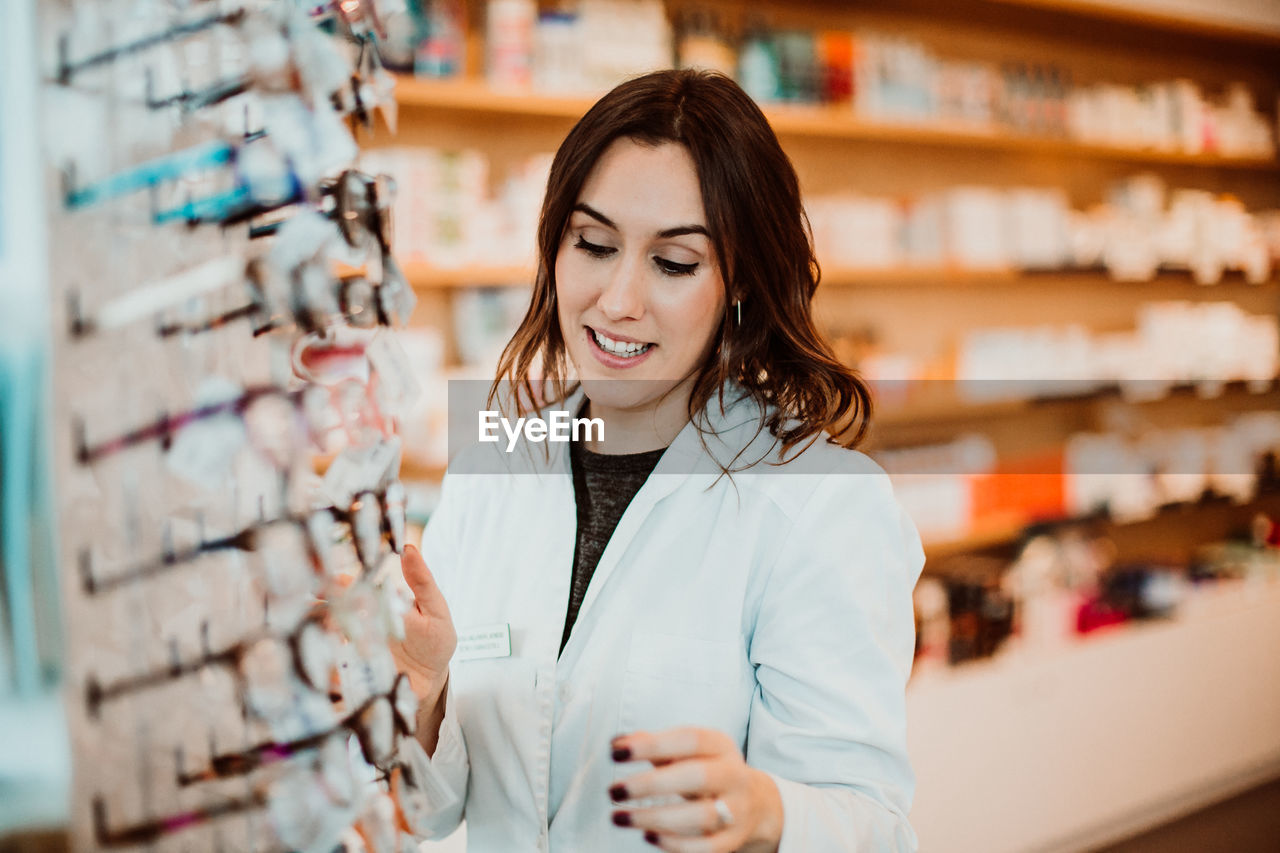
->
xmin=405 ymin=263 xmax=1279 ymax=291
xmin=368 ymin=0 xmax=1280 ymax=570
xmin=392 ymin=73 xmax=1280 ymax=165
xmin=361 ymin=1 xmax=1280 ymax=849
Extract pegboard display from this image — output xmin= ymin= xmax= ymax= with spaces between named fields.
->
xmin=40 ymin=2 xmax=435 ymax=850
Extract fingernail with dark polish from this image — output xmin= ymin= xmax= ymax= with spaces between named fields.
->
xmin=645 ymin=831 xmax=660 ymax=845
xmin=612 ymin=811 xmax=632 ymax=827
xmin=612 ymin=747 xmax=632 ymax=762
xmin=609 ymin=784 xmax=628 ymax=802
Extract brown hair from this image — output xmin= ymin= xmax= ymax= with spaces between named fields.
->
xmin=489 ymin=68 xmax=872 ymax=465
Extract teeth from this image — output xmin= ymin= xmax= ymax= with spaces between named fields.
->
xmin=593 ymin=329 xmax=651 ymax=358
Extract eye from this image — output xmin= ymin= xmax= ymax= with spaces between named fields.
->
xmin=573 ymin=235 xmax=615 ymax=259
xmin=654 ymin=257 xmax=699 ymax=277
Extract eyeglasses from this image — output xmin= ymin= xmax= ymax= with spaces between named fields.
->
xmin=71 ymin=381 xmax=394 ymax=512
xmin=146 ymin=137 xmax=307 ymax=228
xmin=249 ymin=169 xmax=396 ymax=253
xmin=90 ymin=676 xmax=421 ymax=849
xmin=343 ymin=482 xmax=407 ymax=571
xmin=339 ymin=31 xmax=394 ymax=132
xmin=57 ymin=8 xmax=248 ymax=84
xmin=91 ymin=789 xmax=266 ymax=849
xmin=177 ymin=673 xmax=414 ymax=788
xmin=67 ymin=255 xmax=245 ymax=339
xmin=67 ymin=170 xmax=409 ymax=343
xmin=151 ymin=154 xmax=306 ymax=228
xmin=59 ymin=8 xmax=397 ymax=217
xmin=145 ymin=70 xmax=251 ymax=113
xmin=331 ymin=168 xmax=395 ymax=254
xmin=310 ymin=0 xmax=390 ymax=40
xmin=154 ymin=261 xmax=411 ymax=339
xmin=84 ymin=612 xmax=335 ymax=716
xmin=62 ymin=138 xmax=237 ymax=211
xmin=92 ymin=724 xmax=372 ymax=849
xmin=73 ymin=379 xmax=396 ymax=474
xmin=77 ymin=479 xmax=405 ymax=597
xmin=73 ymin=385 xmax=303 ymax=465
xmin=58 ymin=2 xmax=388 ymax=102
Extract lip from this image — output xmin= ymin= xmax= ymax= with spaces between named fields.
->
xmin=589 ymin=325 xmax=651 ymax=345
xmin=585 ymin=325 xmax=657 ymax=370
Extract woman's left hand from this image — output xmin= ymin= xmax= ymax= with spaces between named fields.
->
xmin=608 ymin=727 xmax=784 ymax=853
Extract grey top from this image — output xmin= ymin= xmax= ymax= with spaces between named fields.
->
xmin=560 ymin=422 xmax=667 ymax=657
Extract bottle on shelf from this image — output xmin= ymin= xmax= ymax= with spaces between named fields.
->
xmin=737 ymin=16 xmax=781 ymax=104
xmin=487 ymin=0 xmax=537 ymax=90
xmin=415 ymin=0 xmax=467 ymax=79
xmin=675 ymin=6 xmax=736 ymax=78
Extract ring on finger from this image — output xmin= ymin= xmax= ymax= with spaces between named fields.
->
xmin=713 ymin=797 xmax=734 ymax=829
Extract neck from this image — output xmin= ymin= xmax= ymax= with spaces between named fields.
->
xmin=581 ymin=377 xmax=696 ymax=455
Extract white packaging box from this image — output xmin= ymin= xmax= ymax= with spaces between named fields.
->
xmin=1006 ymin=188 xmax=1070 ymax=269
xmin=488 ymin=0 xmax=538 ymax=90
xmin=579 ymin=0 xmax=673 ymax=92
xmin=1171 ymin=78 xmax=1207 ymax=154
xmin=903 ymin=195 xmax=946 ymax=267
xmin=943 ymin=186 xmax=1009 ymax=269
xmin=815 ymin=195 xmax=904 ymax=269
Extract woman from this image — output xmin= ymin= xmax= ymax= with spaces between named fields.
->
xmin=389 ymin=68 xmax=924 ymax=852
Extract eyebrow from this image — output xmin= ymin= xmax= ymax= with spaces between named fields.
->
xmin=573 ymin=203 xmax=709 ymax=239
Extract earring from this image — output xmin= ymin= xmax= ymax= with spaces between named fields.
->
xmin=735 ymin=300 xmax=741 ymax=327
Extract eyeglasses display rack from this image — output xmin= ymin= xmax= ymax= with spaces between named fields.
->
xmin=39 ymin=1 xmax=434 ymax=850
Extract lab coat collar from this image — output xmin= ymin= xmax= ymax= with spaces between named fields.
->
xmin=553 ymin=381 xmax=773 ymax=652
xmin=549 ymin=380 xmax=769 ymax=481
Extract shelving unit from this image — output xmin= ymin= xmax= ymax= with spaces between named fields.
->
xmin=976 ymin=0 xmax=1280 ymax=46
xmin=402 ymin=262 xmax=533 ymax=289
xmin=908 ymin=575 xmax=1280 ymax=853
xmin=384 ymin=6 xmax=1280 ymax=851
xmin=382 ymin=0 xmax=1280 ymax=570
xmin=404 ymin=261 xmax=1278 ymax=291
xmin=924 ymin=487 xmax=1280 ymax=565
xmin=393 ymin=74 xmax=1280 ymax=169
xmin=873 ymin=377 xmax=1280 ymax=430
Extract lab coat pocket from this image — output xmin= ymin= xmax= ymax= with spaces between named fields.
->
xmin=452 ymin=655 xmax=537 ymax=722
xmin=618 ymin=632 xmax=748 ymax=738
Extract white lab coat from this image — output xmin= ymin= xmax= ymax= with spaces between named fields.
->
xmin=415 ymin=383 xmax=925 ymax=852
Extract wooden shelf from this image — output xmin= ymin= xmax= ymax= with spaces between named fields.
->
xmin=393 ymin=76 xmax=589 ymax=120
xmin=875 ymin=376 xmax=1279 ymax=428
xmin=824 ymin=267 xmax=1278 ymax=287
xmin=400 ymin=459 xmax=448 ymax=483
xmin=977 ymin=0 xmax=1280 ymax=47
xmin=922 ymin=485 xmax=1280 ymax=561
xmin=403 ymin=261 xmax=533 ymax=288
xmin=923 ymin=517 xmax=1028 ymax=559
xmin=404 ymin=263 xmax=1015 ymax=290
xmin=392 ymin=75 xmax=1279 ymax=171
xmin=404 ymin=261 xmax=1278 ymax=291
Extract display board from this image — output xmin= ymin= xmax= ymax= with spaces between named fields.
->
xmin=40 ymin=2 xmax=434 ymax=850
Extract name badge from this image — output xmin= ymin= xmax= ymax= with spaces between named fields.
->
xmin=456 ymin=623 xmax=513 ymax=662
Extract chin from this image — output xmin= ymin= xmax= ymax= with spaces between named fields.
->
xmin=577 ymin=374 xmax=678 ymax=413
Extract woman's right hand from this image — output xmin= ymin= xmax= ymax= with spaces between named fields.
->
xmin=388 ymin=544 xmax=457 ymax=711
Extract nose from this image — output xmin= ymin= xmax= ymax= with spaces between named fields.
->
xmin=595 ymin=252 xmax=646 ymax=323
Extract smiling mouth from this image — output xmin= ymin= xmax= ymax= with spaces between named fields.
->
xmin=588 ymin=326 xmax=655 ymax=358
